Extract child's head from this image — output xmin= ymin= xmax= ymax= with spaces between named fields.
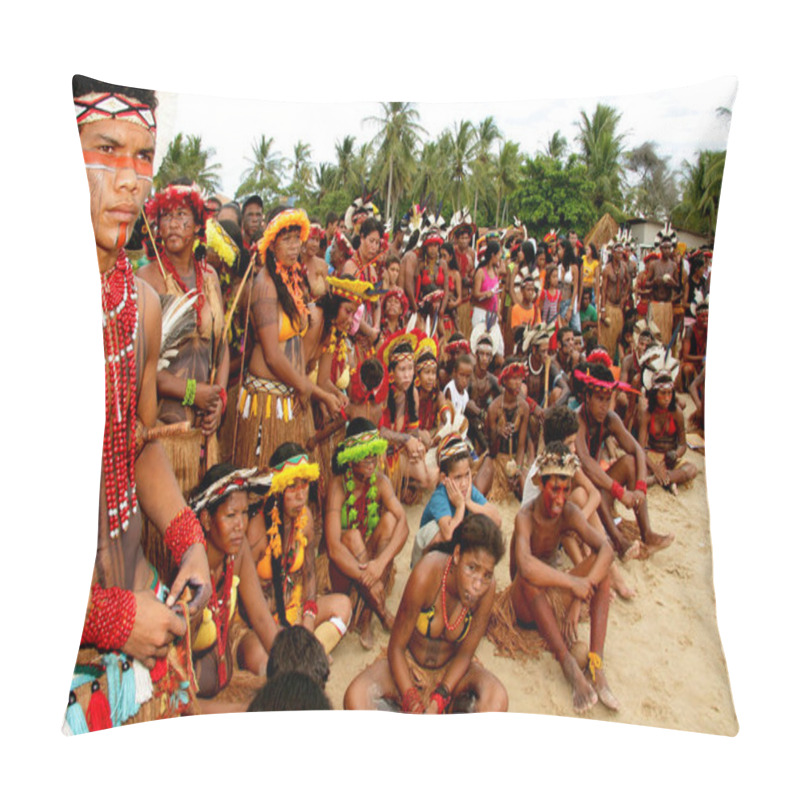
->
xmin=453 ymin=353 xmax=473 ymax=392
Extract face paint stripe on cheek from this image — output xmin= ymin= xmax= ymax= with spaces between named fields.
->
xmin=83 ymin=149 xmax=154 ymax=178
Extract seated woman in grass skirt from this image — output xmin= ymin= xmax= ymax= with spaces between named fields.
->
xmin=638 ymin=351 xmax=698 ymax=493
xmin=187 ymin=464 xmax=280 ymax=711
xmin=324 ymin=418 xmax=409 ymax=649
xmin=344 ymin=514 xmax=508 ymax=713
xmin=246 ymin=443 xmax=352 ymax=656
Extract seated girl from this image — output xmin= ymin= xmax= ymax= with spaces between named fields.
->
xmin=247 ymin=443 xmax=352 ymax=655
xmin=344 ymin=514 xmax=508 ymax=713
xmin=188 ymin=464 xmax=280 ymax=707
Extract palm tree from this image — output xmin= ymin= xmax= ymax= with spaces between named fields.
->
xmin=541 ymin=130 xmax=568 ymax=161
xmin=288 ymin=140 xmax=314 ymax=201
xmin=442 ymin=120 xmax=477 ymax=211
xmin=672 ymin=150 xmax=726 ymax=238
xmin=334 ymin=135 xmax=358 ymax=192
xmin=155 ymin=133 xmax=221 ymax=193
xmin=491 ymin=140 xmax=523 ymax=226
xmin=363 ymin=102 xmax=426 ymax=226
xmin=575 ymin=103 xmax=626 ymax=210
xmin=236 ymin=135 xmax=285 ymax=204
xmin=624 ymin=142 xmax=677 ymax=219
xmin=411 ymin=139 xmax=450 ymax=212
xmin=470 ymin=116 xmax=501 ymax=222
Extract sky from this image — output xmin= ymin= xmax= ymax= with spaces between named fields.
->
xmin=161 ymin=77 xmax=736 ymax=200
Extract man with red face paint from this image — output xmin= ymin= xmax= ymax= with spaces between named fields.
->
xmin=67 ymin=76 xmax=211 ymax=732
xmin=575 ymin=361 xmax=674 ymax=559
xmin=509 ymin=442 xmax=617 ymax=714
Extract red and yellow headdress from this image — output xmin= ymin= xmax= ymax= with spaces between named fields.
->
xmin=379 ymin=329 xmax=420 ymax=369
xmin=349 ymin=361 xmax=389 ymax=405
xmin=499 ymin=361 xmax=527 ymax=385
xmin=258 ymin=208 xmax=311 ymax=258
xmin=414 ymin=333 xmax=439 ymax=371
xmin=327 ymin=276 xmax=379 ymax=304
xmin=205 ymin=217 xmax=240 ymax=268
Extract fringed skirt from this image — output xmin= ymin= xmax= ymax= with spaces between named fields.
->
xmin=598 ymin=303 xmax=624 ymax=360
xmin=487 ymin=452 xmax=519 ymax=503
xmin=232 ymin=372 xmax=315 ymax=471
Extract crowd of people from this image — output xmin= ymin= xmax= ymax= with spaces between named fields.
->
xmin=67 ymin=75 xmax=711 ymax=731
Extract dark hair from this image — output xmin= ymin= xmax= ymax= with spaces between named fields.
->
xmin=454 ymin=353 xmax=473 ymax=372
xmin=557 ymin=327 xmax=573 ymax=346
xmin=243 ymin=195 xmax=263 ymax=212
xmin=325 ymin=211 xmax=338 ymax=226
xmin=479 ymin=240 xmax=501 ymax=268
xmin=359 ymin=217 xmax=384 ymax=240
xmin=545 ymin=265 xmax=558 ymax=285
xmin=332 ymin=417 xmax=378 ymax=475
xmin=360 ymin=358 xmax=385 ymax=391
xmin=543 ymin=406 xmax=579 ymax=445
xmin=264 ymin=442 xmax=310 ymax=626
xmin=218 ymin=218 xmax=248 ymax=277
xmin=521 ymin=240 xmax=536 ymax=266
xmin=647 ymin=381 xmax=677 ymax=412
xmin=220 ymin=202 xmax=242 ymax=226
xmin=442 ymin=242 xmax=458 ymax=270
xmin=385 ymin=253 xmax=401 ymax=268
xmin=586 ymin=361 xmax=614 ymax=386
xmin=318 ymin=277 xmax=356 ymax=340
xmin=586 ymin=243 xmax=599 ymax=260
xmin=386 ymin=344 xmax=418 ymax=427
xmin=247 ymin=671 xmax=332 ymax=712
xmin=265 ymin=626 xmax=330 ymax=687
xmin=72 ymin=75 xmax=158 ymax=113
xmin=432 ymin=514 xmax=504 ymax=563
xmin=440 ymin=449 xmax=471 ymax=477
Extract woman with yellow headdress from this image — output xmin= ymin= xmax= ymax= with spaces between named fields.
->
xmin=233 ymin=206 xmax=344 ymax=471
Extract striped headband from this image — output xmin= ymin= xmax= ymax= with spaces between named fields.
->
xmin=75 ymin=92 xmax=156 ymax=133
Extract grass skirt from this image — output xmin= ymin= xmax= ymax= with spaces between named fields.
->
xmin=232 ymin=372 xmax=315 ymax=470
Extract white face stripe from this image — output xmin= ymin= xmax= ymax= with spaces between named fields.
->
xmin=85 ymin=163 xmax=153 ymax=183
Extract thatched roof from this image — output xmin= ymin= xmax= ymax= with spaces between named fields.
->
xmin=585 ymin=213 xmax=619 ymax=248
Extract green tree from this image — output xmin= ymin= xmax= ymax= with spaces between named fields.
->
xmin=442 ymin=120 xmax=477 ymax=211
xmin=155 ymin=133 xmax=221 ymax=193
xmin=287 ymin=140 xmax=314 ymax=203
xmin=363 ymin=102 xmax=426 ymax=227
xmin=411 ymin=139 xmax=450 ymax=213
xmin=470 ymin=116 xmax=501 ymax=223
xmin=541 ymin=130 xmax=568 ymax=162
xmin=575 ymin=103 xmax=626 ymax=213
xmin=671 ymin=150 xmax=726 ymax=238
xmin=236 ymin=135 xmax=285 ymax=205
xmin=334 ymin=135 xmax=360 ymax=195
xmin=510 ymin=154 xmax=599 ymax=239
xmin=491 ymin=140 xmax=523 ymax=226
xmin=624 ymin=141 xmax=678 ymax=220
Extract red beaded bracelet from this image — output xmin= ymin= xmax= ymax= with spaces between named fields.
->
xmin=218 ymin=386 xmax=228 ymax=414
xmin=302 ymin=599 xmax=318 ymax=618
xmin=430 ymin=683 xmax=451 ymax=714
xmin=635 ymin=480 xmax=648 ymax=494
xmin=82 ymin=583 xmax=137 ymax=651
xmin=164 ymin=507 xmax=206 ymax=563
xmin=610 ymin=481 xmax=625 ymax=501
xmin=401 ymin=686 xmax=424 ymax=714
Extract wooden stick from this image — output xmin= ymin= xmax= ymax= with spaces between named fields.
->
xmin=143 ymin=421 xmax=192 ymax=441
xmin=305 ymin=413 xmax=347 ymax=452
xmin=142 ymin=214 xmax=168 ymax=283
xmin=231 ymin=255 xmax=257 ymax=464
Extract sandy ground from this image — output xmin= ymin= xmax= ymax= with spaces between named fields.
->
xmin=324 ymin=411 xmax=738 ymax=735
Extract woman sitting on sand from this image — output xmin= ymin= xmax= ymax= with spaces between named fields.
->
xmin=247 ymin=443 xmax=352 ymax=655
xmin=344 ymin=514 xmax=508 ymax=713
xmin=638 ymin=353 xmax=698 ymax=492
xmin=188 ymin=464 xmax=280 ymax=705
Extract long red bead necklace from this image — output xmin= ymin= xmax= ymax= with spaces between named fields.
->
xmin=101 ymin=250 xmax=139 ymax=538
xmin=441 ymin=556 xmax=467 ymax=633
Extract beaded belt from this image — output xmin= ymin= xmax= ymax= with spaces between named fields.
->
xmin=238 ymin=372 xmax=296 ymax=421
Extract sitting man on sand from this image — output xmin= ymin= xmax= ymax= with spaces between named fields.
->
xmin=574 ymin=359 xmax=674 ymax=559
xmin=509 ymin=442 xmax=618 ymax=713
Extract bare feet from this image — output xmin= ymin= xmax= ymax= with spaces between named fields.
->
xmin=610 ymin=563 xmax=636 ymax=599
xmin=620 ymin=540 xmax=641 ymax=562
xmin=562 ymin=654 xmax=597 ymax=713
xmin=589 ymin=666 xmax=620 ymax=711
xmin=644 ymin=530 xmax=675 ymax=553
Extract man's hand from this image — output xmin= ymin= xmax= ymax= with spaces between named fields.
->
xmin=569 ymin=575 xmax=594 ymax=602
xmin=653 ymin=461 xmax=669 ymax=486
xmin=199 ymin=402 xmax=223 ymax=436
xmin=562 ymin=599 xmax=582 ymax=647
xmin=167 ymin=542 xmax=211 ymax=614
xmin=125 ymin=591 xmax=188 ymax=669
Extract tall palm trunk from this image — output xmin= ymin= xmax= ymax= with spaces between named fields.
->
xmin=386 ymin=156 xmax=393 ymax=229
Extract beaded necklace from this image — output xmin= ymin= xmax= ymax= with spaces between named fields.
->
xmin=161 ymin=251 xmax=206 ymax=325
xmin=101 ymin=250 xmax=139 ymax=538
xmin=441 ymin=556 xmax=468 ymax=632
xmin=276 ymin=259 xmax=308 ymax=320
xmin=208 ymin=554 xmax=234 ymax=688
xmin=342 ymin=467 xmax=380 ymax=541
xmin=326 ymin=327 xmax=350 ymax=384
